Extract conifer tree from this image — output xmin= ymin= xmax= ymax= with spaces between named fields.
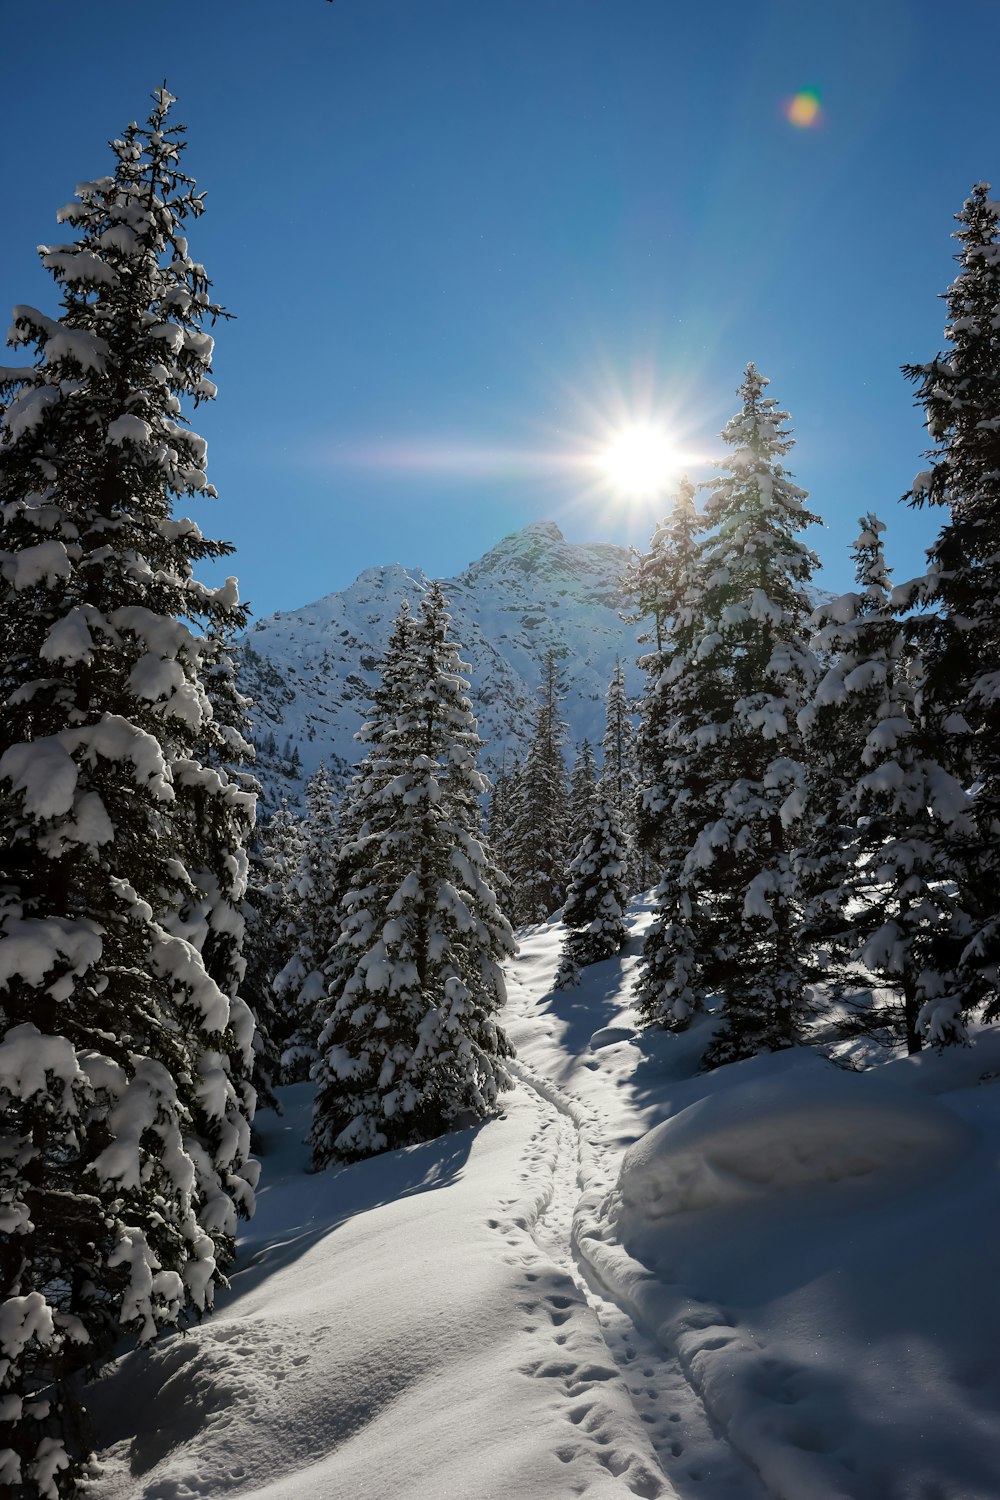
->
xmin=241 ymin=810 xmax=299 ymax=1111
xmin=556 ymin=798 xmax=630 ymax=988
xmin=805 ymin=518 xmax=981 ymax=1050
xmin=566 ymin=739 xmax=598 ymax=861
xmin=179 ymin=621 xmax=257 ymax=1059
xmin=796 ymin=516 xmax=892 ymax=978
xmin=632 ymin=480 xmax=710 ymax=1033
xmin=244 ymin=802 xmax=306 ymax=1091
xmin=486 ymin=750 xmax=519 ymax=883
xmin=0 ymin=91 xmax=256 ymax=1495
xmin=273 ymin=764 xmax=341 ymax=1081
xmin=624 ymin=480 xmax=701 ymax=657
xmin=628 ymin=477 xmax=702 ymax=863
xmin=508 ymin=650 xmax=569 ymax=924
xmin=598 ymin=660 xmax=640 ymax=891
xmin=899 ymin=182 xmax=1000 ymax=1028
xmin=316 ymin=604 xmax=420 ymax=1046
xmin=311 ymin=584 xmax=515 ymax=1165
xmin=634 ymin=369 xmax=821 ymax=1065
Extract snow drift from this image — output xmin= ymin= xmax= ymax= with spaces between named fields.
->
xmin=614 ymin=1052 xmax=971 ymax=1231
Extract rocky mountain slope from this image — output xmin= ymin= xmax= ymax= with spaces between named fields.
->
xmin=238 ymin=521 xmax=644 ymax=808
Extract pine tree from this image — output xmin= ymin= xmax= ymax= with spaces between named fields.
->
xmin=556 ymin=798 xmax=630 ymax=988
xmin=316 ymin=603 xmax=420 ymax=1050
xmin=273 ymin=764 xmax=341 ymax=1081
xmin=628 ymin=477 xmax=702 ymax=864
xmin=566 ymin=739 xmax=598 ymax=861
xmin=180 ymin=620 xmax=258 ymax=1060
xmin=598 ymin=660 xmax=640 ymax=892
xmin=899 ymin=182 xmax=1000 ymax=1029
xmin=632 ymin=481 xmax=711 ymax=1033
xmin=243 ymin=804 xmax=306 ymax=1102
xmin=805 ymin=518 xmax=981 ymax=1050
xmin=0 ymin=91 xmax=256 ymax=1495
xmin=796 ymin=516 xmax=892 ymax=986
xmin=486 ymin=750 xmax=519 ymax=883
xmin=634 ymin=369 xmax=821 ymax=1065
xmin=311 ymin=584 xmax=515 ymax=1165
xmin=508 ymin=650 xmax=569 ymax=924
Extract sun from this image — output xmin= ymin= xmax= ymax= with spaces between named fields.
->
xmin=597 ymin=424 xmax=677 ymax=497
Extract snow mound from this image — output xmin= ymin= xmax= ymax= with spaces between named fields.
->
xmin=616 ymin=1053 xmax=971 ymax=1225
xmin=589 ymin=1025 xmax=635 ymax=1050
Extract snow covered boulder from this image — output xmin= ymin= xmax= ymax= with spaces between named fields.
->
xmin=616 ymin=1052 xmax=971 ymax=1232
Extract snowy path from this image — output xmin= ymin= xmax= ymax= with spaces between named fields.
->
xmin=504 ymin=915 xmax=1000 ymax=1500
xmin=484 ymin=1062 xmax=667 ymax=1499
xmin=500 ymin=1038 xmax=770 ymax=1500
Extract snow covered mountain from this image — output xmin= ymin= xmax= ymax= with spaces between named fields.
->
xmin=238 ymin=521 xmax=643 ymax=807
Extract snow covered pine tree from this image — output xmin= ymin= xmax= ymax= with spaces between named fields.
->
xmin=802 ymin=516 xmax=976 ymax=1052
xmin=556 ymin=798 xmax=630 ymax=989
xmin=508 ymin=649 xmax=569 ymax=924
xmin=598 ymin=660 xmax=640 ymax=893
xmin=632 ymin=477 xmax=714 ymax=1034
xmin=565 ymin=738 xmax=598 ymax=864
xmin=634 ymin=371 xmax=821 ymax=1065
xmin=311 ymin=584 xmax=515 ymax=1165
xmin=272 ymin=764 xmax=342 ymax=1082
xmin=0 ymin=91 xmax=257 ymax=1496
xmin=898 ymin=182 xmax=1000 ymax=1037
xmin=627 ymin=475 xmax=701 ymax=868
xmin=242 ymin=803 xmax=307 ymax=1106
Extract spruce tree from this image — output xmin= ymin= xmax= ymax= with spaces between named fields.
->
xmin=486 ymin=751 xmax=519 ymax=882
xmin=0 ymin=91 xmax=256 ymax=1495
xmin=805 ymin=518 xmax=980 ymax=1050
xmin=566 ymin=739 xmax=598 ymax=861
xmin=508 ymin=650 xmax=569 ymax=924
xmin=634 ymin=369 xmax=821 ymax=1065
xmin=273 ymin=764 xmax=341 ymax=1081
xmin=244 ymin=803 xmax=306 ymax=1098
xmin=311 ymin=585 xmax=515 ymax=1165
xmin=556 ymin=798 xmax=630 ymax=988
xmin=598 ymin=660 xmax=640 ymax=892
xmin=632 ymin=480 xmax=710 ymax=1032
xmin=628 ymin=476 xmax=702 ymax=864
xmin=899 ymin=182 xmax=1000 ymax=1028
xmin=796 ymin=516 xmax=892 ymax=987
xmin=316 ymin=603 xmax=420 ymax=1054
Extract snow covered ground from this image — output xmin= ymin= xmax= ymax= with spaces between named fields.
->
xmin=85 ymin=901 xmax=1000 ymax=1500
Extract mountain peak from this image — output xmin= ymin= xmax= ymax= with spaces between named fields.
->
xmin=518 ymin=520 xmax=565 ymax=542
xmin=240 ymin=523 xmax=641 ymax=806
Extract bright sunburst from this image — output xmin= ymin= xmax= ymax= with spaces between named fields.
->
xmin=598 ymin=424 xmax=678 ymax=497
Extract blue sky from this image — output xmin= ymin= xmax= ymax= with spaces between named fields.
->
xmin=2 ymin=0 xmax=997 ymax=618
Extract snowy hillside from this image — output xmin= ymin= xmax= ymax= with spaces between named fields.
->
xmin=238 ymin=521 xmax=643 ymax=807
xmin=86 ymin=902 xmax=1000 ymax=1500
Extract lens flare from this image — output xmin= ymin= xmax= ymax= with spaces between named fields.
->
xmin=786 ymin=87 xmax=822 ymax=128
xmin=598 ymin=425 xmax=678 ymax=497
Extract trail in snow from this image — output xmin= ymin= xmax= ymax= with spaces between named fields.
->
xmin=500 ymin=1036 xmax=770 ymax=1500
xmin=485 ymin=1069 xmax=666 ymax=1499
xmin=504 ymin=912 xmax=1000 ymax=1500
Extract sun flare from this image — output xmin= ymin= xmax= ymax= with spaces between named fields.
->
xmin=598 ymin=425 xmax=677 ymax=497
